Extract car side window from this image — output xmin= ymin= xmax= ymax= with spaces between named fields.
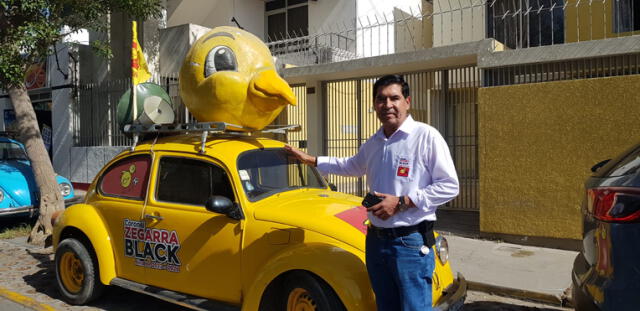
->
xmin=156 ymin=157 xmax=235 ymax=206
xmin=99 ymin=154 xmax=151 ymax=200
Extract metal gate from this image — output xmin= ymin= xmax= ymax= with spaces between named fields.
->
xmin=275 ymin=84 xmax=308 ymax=151
xmin=323 ymin=66 xmax=479 ymax=211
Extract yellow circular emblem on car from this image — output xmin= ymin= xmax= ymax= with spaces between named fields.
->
xmin=121 ymin=170 xmax=132 ymax=188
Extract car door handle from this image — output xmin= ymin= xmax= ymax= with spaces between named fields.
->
xmin=144 ymin=214 xmax=164 ymax=221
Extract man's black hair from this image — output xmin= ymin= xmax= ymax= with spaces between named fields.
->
xmin=373 ymin=74 xmax=410 ymax=99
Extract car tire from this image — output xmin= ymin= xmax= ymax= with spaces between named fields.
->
xmin=55 ymin=238 xmax=104 ymax=305
xmin=279 ymin=272 xmax=346 ymax=311
xmin=571 ymin=284 xmax=599 ymax=311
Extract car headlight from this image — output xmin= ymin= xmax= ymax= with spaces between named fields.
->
xmin=59 ymin=183 xmax=72 ymax=197
xmin=435 ymin=235 xmax=449 ymax=264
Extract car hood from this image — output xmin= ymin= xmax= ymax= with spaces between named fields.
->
xmin=253 ymin=189 xmax=368 ymax=252
xmin=0 ymin=160 xmax=37 ymax=206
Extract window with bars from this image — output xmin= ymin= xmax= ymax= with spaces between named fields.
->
xmin=265 ymin=0 xmax=309 ymax=41
xmin=487 ymin=0 xmax=564 ymax=49
xmin=614 ymin=0 xmax=640 ymax=33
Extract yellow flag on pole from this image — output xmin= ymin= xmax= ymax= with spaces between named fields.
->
xmin=132 ymin=21 xmax=151 ymax=85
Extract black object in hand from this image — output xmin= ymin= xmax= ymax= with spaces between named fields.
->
xmin=361 ymin=192 xmax=383 ymax=208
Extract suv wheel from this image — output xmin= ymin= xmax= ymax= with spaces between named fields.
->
xmin=55 ymin=238 xmax=104 ymax=304
xmin=281 ymin=272 xmax=345 ymax=311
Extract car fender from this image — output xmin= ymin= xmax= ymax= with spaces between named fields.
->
xmin=242 ymin=242 xmax=375 ymax=311
xmin=53 ymin=203 xmax=116 ymax=285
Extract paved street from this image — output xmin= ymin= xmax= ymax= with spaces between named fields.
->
xmin=0 ymin=237 xmax=188 ymax=311
xmin=0 ymin=236 xmax=573 ymax=311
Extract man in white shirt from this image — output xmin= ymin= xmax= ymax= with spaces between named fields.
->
xmin=285 ymin=74 xmax=459 ymax=311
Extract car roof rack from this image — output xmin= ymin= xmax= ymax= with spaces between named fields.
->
xmin=123 ymin=122 xmax=301 ymax=153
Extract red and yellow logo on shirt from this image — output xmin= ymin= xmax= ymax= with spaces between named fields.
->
xmin=397 ymin=166 xmax=410 ymax=177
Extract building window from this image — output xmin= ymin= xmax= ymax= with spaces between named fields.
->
xmin=614 ymin=0 xmax=640 ymax=33
xmin=488 ymin=0 xmax=564 ymax=49
xmin=265 ymin=0 xmax=309 ymax=41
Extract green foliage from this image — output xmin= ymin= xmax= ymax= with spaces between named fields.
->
xmin=0 ymin=0 xmax=162 ymax=89
xmin=90 ymin=40 xmax=114 ymax=60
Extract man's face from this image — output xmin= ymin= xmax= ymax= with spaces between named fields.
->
xmin=374 ymin=83 xmax=411 ymax=132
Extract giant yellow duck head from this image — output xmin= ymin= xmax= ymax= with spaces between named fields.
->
xmin=179 ymin=26 xmax=296 ymax=131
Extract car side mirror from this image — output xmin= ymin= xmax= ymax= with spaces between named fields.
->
xmin=328 ymin=183 xmax=337 ymax=191
xmin=205 ymin=196 xmax=244 ymax=220
xmin=591 ymin=159 xmax=611 ymax=173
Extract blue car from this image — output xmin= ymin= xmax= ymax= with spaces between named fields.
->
xmin=572 ymin=141 xmax=640 ymax=310
xmin=0 ymin=136 xmax=75 ymax=217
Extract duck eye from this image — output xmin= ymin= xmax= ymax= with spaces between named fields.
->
xmin=204 ymin=46 xmax=237 ymax=77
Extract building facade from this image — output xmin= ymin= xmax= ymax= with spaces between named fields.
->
xmin=4 ymin=0 xmax=639 ymax=244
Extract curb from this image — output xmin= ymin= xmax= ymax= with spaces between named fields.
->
xmin=0 ymin=286 xmax=57 ymax=311
xmin=467 ymin=280 xmax=573 ymax=308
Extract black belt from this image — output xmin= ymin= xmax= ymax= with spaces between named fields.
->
xmin=367 ymin=220 xmax=435 ymax=247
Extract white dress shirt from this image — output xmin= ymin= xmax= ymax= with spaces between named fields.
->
xmin=317 ymin=115 xmax=459 ymax=228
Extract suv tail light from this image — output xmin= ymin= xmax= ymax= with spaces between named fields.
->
xmin=588 ymin=187 xmax=640 ymax=222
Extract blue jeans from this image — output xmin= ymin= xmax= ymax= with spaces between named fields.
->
xmin=366 ymin=231 xmax=435 ymax=311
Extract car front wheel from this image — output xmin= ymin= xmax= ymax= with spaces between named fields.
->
xmin=55 ymin=238 xmax=104 ymax=304
xmin=281 ymin=272 xmax=345 ymax=311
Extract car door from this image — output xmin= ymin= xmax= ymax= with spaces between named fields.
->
xmin=92 ymin=153 xmax=152 ymax=283
xmin=141 ymin=152 xmax=243 ymax=303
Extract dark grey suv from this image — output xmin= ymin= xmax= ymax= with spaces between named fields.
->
xmin=572 ymin=142 xmax=640 ymax=310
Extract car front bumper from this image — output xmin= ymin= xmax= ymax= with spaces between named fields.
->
xmin=0 ymin=205 xmax=36 ymax=217
xmin=0 ymin=196 xmax=81 ymax=217
xmin=435 ymin=273 xmax=467 ymax=311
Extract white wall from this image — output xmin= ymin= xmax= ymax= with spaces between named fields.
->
xmin=432 ymin=0 xmax=485 ymax=47
xmin=231 ymin=0 xmax=264 ymax=38
xmin=356 ymin=0 xmax=422 ymax=57
xmin=159 ymin=24 xmax=211 ymax=75
xmin=308 ymin=0 xmax=356 ymax=34
xmin=0 ymin=97 xmax=11 ymax=131
xmin=167 ymin=0 xmax=264 ymax=39
xmin=50 ymin=43 xmax=75 ymax=178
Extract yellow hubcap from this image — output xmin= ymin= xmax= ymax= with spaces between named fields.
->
xmin=287 ymin=288 xmax=317 ymax=311
xmin=60 ymin=252 xmax=84 ymax=293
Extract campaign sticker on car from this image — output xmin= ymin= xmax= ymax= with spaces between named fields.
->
xmin=239 ymin=169 xmax=251 ymax=181
xmin=123 ymin=219 xmax=182 ymax=272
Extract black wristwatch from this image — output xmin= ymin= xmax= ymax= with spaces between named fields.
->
xmin=397 ymin=196 xmax=409 ymax=212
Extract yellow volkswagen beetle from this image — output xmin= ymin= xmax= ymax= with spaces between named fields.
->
xmin=52 ymin=133 xmax=466 ymax=310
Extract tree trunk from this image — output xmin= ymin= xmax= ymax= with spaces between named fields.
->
xmin=8 ymin=84 xmax=64 ymax=247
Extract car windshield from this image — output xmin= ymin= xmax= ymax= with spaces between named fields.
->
xmin=237 ymin=148 xmax=327 ymax=200
xmin=0 ymin=142 xmax=29 ymax=161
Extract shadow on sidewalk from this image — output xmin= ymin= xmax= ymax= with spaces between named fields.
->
xmin=23 ymin=249 xmax=59 ymax=298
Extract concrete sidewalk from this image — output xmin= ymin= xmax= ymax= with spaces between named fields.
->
xmin=434 ymin=209 xmax=578 ymax=306
xmin=445 ymin=234 xmax=577 ymax=306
